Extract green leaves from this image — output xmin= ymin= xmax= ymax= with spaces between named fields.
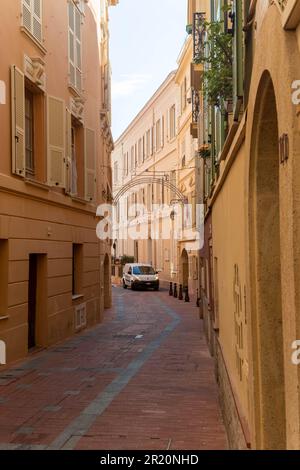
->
xmin=199 ymin=21 xmax=233 ymax=107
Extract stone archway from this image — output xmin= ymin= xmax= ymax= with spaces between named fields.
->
xmin=249 ymin=71 xmax=286 ymax=449
xmin=181 ymin=249 xmax=189 ymax=289
xmin=104 ymin=253 xmax=111 ymax=309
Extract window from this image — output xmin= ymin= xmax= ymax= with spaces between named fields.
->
xmin=71 ymin=126 xmax=78 ymax=194
xmin=113 ymin=162 xmax=118 ymax=184
xmin=25 ymin=89 xmax=34 ymax=177
xmin=68 ymin=1 xmax=82 ymax=91
xmin=150 ymin=127 xmax=154 ymax=155
xmin=138 ymin=139 xmax=142 ymax=165
xmin=22 ymin=0 xmax=42 ymax=43
xmin=181 ymin=139 xmax=186 ymax=168
xmin=123 ymin=153 xmax=128 ymax=176
xmin=146 ymin=130 xmax=150 ymax=158
xmin=69 ymin=116 xmax=84 ymax=196
xmin=142 ymin=136 xmax=145 ymax=162
xmin=11 ymin=66 xmax=46 ymax=182
xmin=131 ymin=146 xmax=134 ymax=171
xmin=84 ymin=128 xmax=96 ymax=202
xmin=72 ymin=244 xmax=83 ymax=297
xmin=169 ymin=105 xmax=176 ymax=140
xmin=181 ymin=77 xmax=187 ymax=113
xmin=65 ymin=112 xmax=95 ymax=201
xmin=156 ymin=120 xmax=161 ymax=150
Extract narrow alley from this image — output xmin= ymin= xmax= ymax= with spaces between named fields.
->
xmin=0 ymin=288 xmax=227 ymax=451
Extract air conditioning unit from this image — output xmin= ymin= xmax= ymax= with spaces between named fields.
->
xmin=75 ymin=303 xmax=87 ymax=330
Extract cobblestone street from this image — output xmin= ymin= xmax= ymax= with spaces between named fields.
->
xmin=0 ymin=288 xmax=227 ymax=450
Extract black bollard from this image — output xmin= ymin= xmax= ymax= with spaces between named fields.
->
xmin=178 ymin=284 xmax=183 ymax=300
xmin=184 ymin=286 xmax=190 ymax=303
xmin=169 ymin=282 xmax=173 ymax=296
xmin=196 ymin=289 xmax=200 ymax=307
xmin=173 ymin=283 xmax=178 ymax=298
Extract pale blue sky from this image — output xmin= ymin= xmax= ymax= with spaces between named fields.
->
xmin=110 ymin=0 xmax=187 ymax=140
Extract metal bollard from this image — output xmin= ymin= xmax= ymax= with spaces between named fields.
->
xmin=196 ymin=289 xmax=200 ymax=307
xmin=169 ymin=282 xmax=173 ymax=296
xmin=184 ymin=286 xmax=190 ymax=303
xmin=178 ymin=284 xmax=183 ymax=300
xmin=173 ymin=283 xmax=178 ymax=298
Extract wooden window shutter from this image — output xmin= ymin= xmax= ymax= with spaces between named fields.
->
xmin=84 ymin=128 xmax=96 ymax=202
xmin=32 ymin=0 xmax=42 ymax=42
xmin=65 ymin=109 xmax=72 ymax=194
xmin=68 ymin=1 xmax=76 ymax=88
xmin=22 ymin=0 xmax=32 ymax=33
xmin=75 ymin=7 xmax=82 ymax=91
xmin=11 ymin=66 xmax=25 ymax=176
xmin=22 ymin=0 xmax=42 ymax=42
xmin=47 ymin=96 xmax=66 ymax=187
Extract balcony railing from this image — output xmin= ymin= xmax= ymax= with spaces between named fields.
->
xmin=190 ymin=89 xmax=200 ymax=138
xmin=192 ymin=89 xmax=200 ymax=124
xmin=275 ymin=0 xmax=300 ymax=29
xmin=193 ymin=12 xmax=206 ymax=63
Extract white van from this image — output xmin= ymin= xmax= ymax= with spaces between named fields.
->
xmin=123 ymin=263 xmax=160 ymax=291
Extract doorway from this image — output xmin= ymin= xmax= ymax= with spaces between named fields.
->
xmin=28 ymin=254 xmax=47 ymax=351
xmin=181 ymin=249 xmax=189 ymax=288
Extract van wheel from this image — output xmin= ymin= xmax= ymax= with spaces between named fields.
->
xmin=123 ymin=280 xmax=127 ymax=289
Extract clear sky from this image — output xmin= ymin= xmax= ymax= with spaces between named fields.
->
xmin=109 ymin=0 xmax=187 ymax=140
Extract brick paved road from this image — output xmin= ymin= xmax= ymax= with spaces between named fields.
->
xmin=0 ymin=287 xmax=227 ymax=450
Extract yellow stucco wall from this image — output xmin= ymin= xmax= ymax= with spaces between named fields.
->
xmin=212 ymin=142 xmax=249 ymax=431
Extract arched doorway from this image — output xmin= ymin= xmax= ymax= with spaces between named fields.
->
xmin=249 ymin=71 xmax=286 ymax=449
xmin=181 ymin=249 xmax=189 ymax=289
xmin=104 ymin=253 xmax=111 ymax=309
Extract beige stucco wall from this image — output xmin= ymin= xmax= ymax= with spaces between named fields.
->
xmin=212 ymin=142 xmax=249 ymax=444
xmin=209 ymin=0 xmax=300 ymax=450
xmin=0 ymin=0 xmax=114 ymax=366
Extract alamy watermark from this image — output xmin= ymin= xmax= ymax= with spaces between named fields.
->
xmin=0 ymin=80 xmax=6 ymax=105
xmin=291 ymin=341 xmax=300 ymax=366
xmin=96 ymin=203 xmax=205 ymax=251
xmin=0 ymin=340 xmax=6 ymax=365
xmin=292 ymin=80 xmax=300 ymax=105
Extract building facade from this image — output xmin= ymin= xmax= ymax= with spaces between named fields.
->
xmin=0 ymin=0 xmax=117 ymax=366
xmin=191 ymin=0 xmax=300 ymax=450
xmin=112 ymin=41 xmax=205 ymax=297
xmin=112 ymin=72 xmax=180 ymax=285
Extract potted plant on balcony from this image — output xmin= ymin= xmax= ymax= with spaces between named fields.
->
xmin=199 ymin=144 xmax=211 ymax=159
xmin=195 ymin=18 xmax=233 ymax=109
